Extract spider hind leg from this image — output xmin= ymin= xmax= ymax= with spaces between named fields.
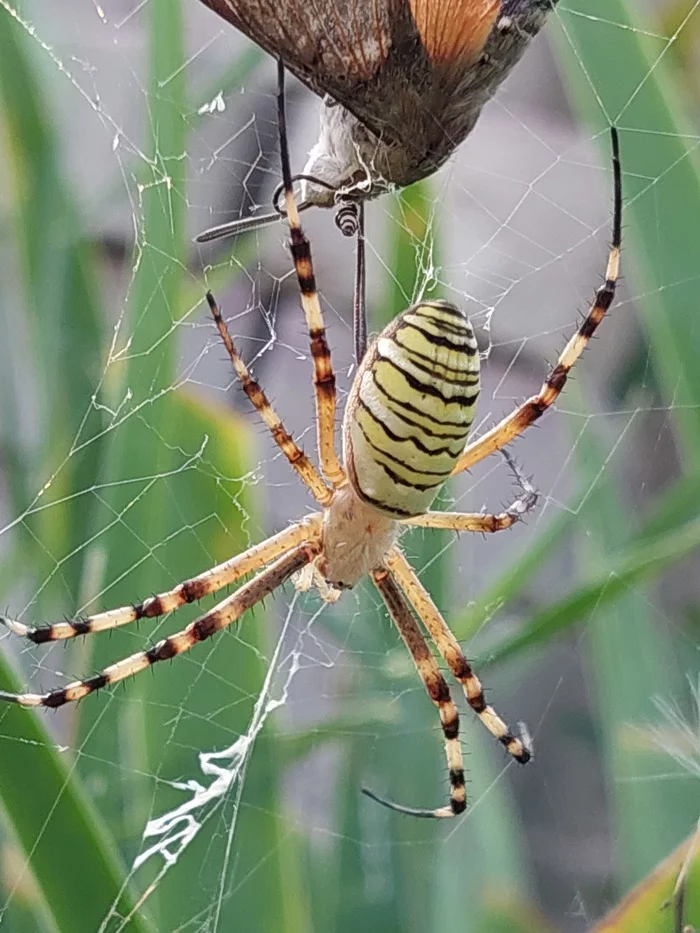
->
xmin=387 ymin=547 xmax=532 ymax=766
xmin=369 ymin=566 xmax=467 ymax=819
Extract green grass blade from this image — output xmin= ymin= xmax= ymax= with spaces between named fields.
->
xmin=0 ymin=7 xmax=156 ymax=931
xmin=553 ymin=2 xmax=700 ymax=888
xmin=0 ymin=662 xmax=154 ymax=933
xmin=451 ymin=506 xmax=575 ymax=643
xmin=481 ymin=515 xmax=700 ymax=668
xmin=127 ymin=388 xmax=309 ymax=931
xmin=0 ymin=2 xmax=106 ymax=614
xmin=554 ymin=1 xmax=700 ymax=465
xmin=571 ymin=398 xmax=695 ymax=887
xmin=591 ymin=827 xmax=700 ymax=932
xmin=72 ymin=6 xmax=189 ymax=892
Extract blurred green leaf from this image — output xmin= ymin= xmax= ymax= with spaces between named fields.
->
xmin=482 ymin=515 xmax=700 ymax=668
xmin=73 ymin=4 xmax=190 ymax=890
xmin=0 ymin=3 xmax=309 ymax=930
xmin=592 ymin=824 xmax=700 ymax=932
xmin=0 ymin=6 xmax=147 ymax=931
xmin=0 ymin=661 xmax=153 ymax=933
xmin=0 ymin=0 xmax=105 ymax=617
xmin=554 ymin=0 xmax=700 ymax=890
xmin=555 ymin=0 xmax=700 ymax=465
xmin=571 ymin=397 xmax=695 ymax=888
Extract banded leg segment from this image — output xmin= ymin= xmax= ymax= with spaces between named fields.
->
xmin=1 ymin=519 xmax=322 ymax=645
xmin=0 ymin=543 xmax=320 ymax=709
xmin=277 ymin=61 xmax=345 ymax=489
xmin=387 ymin=547 xmax=531 ymax=764
xmin=367 ymin=566 xmax=465 ymax=819
xmin=401 ymin=457 xmax=538 ymax=532
xmin=208 ymin=292 xmax=333 ymax=506
xmin=452 ymin=126 xmax=622 ymax=478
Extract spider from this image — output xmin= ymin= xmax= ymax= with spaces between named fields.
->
xmin=0 ymin=105 xmax=622 ymax=818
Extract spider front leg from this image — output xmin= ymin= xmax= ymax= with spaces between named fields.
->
xmin=366 ymin=566 xmax=466 ymax=819
xmin=1 ymin=519 xmax=321 ymax=645
xmin=276 ymin=61 xmax=346 ymax=489
xmin=452 ymin=126 xmax=622 ymax=478
xmin=402 ymin=451 xmax=538 ymax=533
xmin=387 ymin=548 xmax=531 ymax=764
xmin=208 ymin=292 xmax=333 ymax=507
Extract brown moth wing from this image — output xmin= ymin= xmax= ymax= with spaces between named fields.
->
xmin=196 ymin=0 xmax=556 ymax=204
xmin=197 ymin=0 xmax=498 ymax=149
xmin=408 ymin=0 xmax=500 ymax=65
xmin=198 ymin=0 xmax=399 ymax=97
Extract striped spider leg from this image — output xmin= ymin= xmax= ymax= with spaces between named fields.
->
xmin=0 ymin=448 xmax=326 ymax=706
xmin=361 ymin=545 xmax=529 ymax=819
xmin=0 ymin=62 xmax=344 ymax=708
xmin=357 ymin=128 xmax=622 ymax=817
xmin=451 ymin=126 xmax=622 ymax=479
xmin=0 ymin=291 xmax=332 ymax=707
xmin=368 ymin=567 xmax=467 ymax=819
xmin=0 ymin=288 xmax=333 ymax=707
xmin=276 ymin=64 xmax=345 ymax=490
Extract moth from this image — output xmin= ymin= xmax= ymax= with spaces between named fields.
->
xmin=196 ymin=0 xmax=559 ymax=210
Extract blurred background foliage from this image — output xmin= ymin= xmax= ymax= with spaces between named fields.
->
xmin=0 ymin=0 xmax=699 ymax=931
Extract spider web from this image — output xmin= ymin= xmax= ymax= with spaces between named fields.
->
xmin=1 ymin=2 xmax=700 ymax=931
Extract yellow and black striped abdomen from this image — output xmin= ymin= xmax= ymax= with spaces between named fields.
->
xmin=343 ymin=300 xmax=479 ymax=518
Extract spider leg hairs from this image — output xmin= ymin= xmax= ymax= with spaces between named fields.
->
xmin=0 ymin=105 xmax=622 ymax=818
xmin=194 ymin=0 xmax=559 ymax=239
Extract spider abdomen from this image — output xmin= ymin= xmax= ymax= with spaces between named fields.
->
xmin=343 ymin=300 xmax=480 ymax=518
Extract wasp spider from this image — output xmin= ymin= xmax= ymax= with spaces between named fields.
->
xmin=0 ymin=119 xmax=622 ymax=819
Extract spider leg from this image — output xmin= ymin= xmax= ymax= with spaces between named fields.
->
xmin=0 ymin=542 xmax=320 ymax=709
xmin=401 ymin=451 xmax=538 ymax=533
xmin=452 ymin=126 xmax=622 ymax=477
xmin=367 ymin=565 xmax=465 ymax=819
xmin=387 ymin=547 xmax=531 ymax=764
xmin=352 ymin=202 xmax=367 ymax=364
xmin=1 ymin=518 xmax=322 ymax=645
xmin=277 ymin=61 xmax=346 ymax=490
xmin=208 ymin=292 xmax=333 ymax=507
